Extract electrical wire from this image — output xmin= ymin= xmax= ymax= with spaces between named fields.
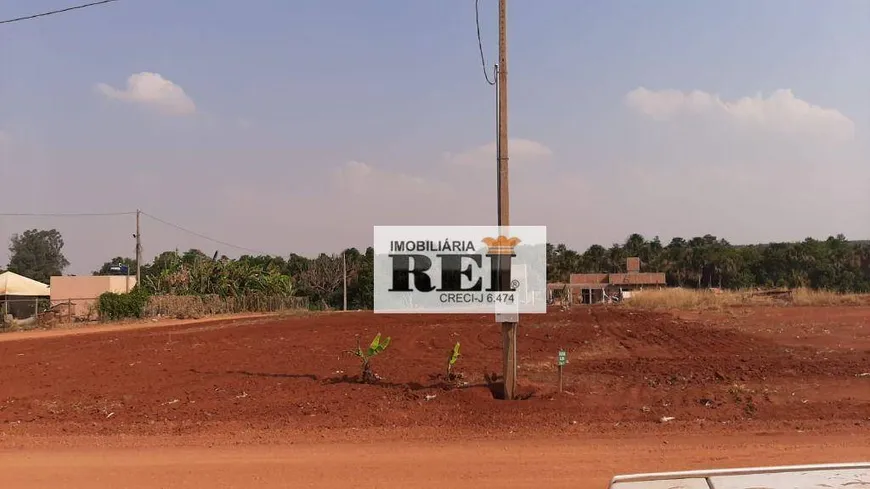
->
xmin=1 ymin=210 xmax=270 ymax=255
xmin=0 ymin=0 xmax=120 ymax=25
xmin=475 ymin=0 xmax=496 ymax=86
xmin=140 ymin=211 xmax=270 ymax=256
xmin=0 ymin=211 xmax=135 ymax=217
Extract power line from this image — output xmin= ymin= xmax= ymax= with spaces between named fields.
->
xmin=139 ymin=211 xmax=271 ymax=256
xmin=0 ymin=211 xmax=135 ymax=217
xmin=0 ymin=211 xmax=269 ymax=255
xmin=475 ymin=0 xmax=496 ymax=86
xmin=1 ymin=209 xmax=271 ymax=256
xmin=0 ymin=0 xmax=120 ymax=25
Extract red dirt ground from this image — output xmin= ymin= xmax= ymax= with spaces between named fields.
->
xmin=2 ymin=434 xmax=869 ymax=489
xmin=1 ymin=306 xmax=868 ymax=487
xmin=1 ymin=306 xmax=868 ymax=436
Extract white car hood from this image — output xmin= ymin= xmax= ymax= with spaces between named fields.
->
xmin=609 ymin=463 xmax=870 ymax=489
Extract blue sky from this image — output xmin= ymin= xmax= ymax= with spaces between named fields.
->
xmin=1 ymin=0 xmax=868 ymax=274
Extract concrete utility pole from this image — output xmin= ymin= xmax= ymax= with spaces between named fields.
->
xmin=135 ymin=209 xmax=142 ymax=286
xmin=496 ymin=0 xmax=518 ymax=401
xmin=342 ymin=251 xmax=347 ymax=311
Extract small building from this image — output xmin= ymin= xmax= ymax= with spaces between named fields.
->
xmin=548 ymin=257 xmax=666 ymax=305
xmin=50 ymin=275 xmax=138 ymax=319
xmin=0 ymin=271 xmax=51 ymax=319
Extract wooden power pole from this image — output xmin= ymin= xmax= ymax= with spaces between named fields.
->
xmin=496 ymin=0 xmax=517 ymax=400
xmin=135 ymin=209 xmax=142 ymax=286
xmin=342 ymin=251 xmax=347 ymax=311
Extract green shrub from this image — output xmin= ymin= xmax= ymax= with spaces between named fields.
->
xmin=97 ymin=286 xmax=150 ymax=321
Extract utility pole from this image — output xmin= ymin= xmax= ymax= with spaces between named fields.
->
xmin=496 ymin=0 xmax=517 ymax=401
xmin=135 ymin=209 xmax=142 ymax=286
xmin=342 ymin=251 xmax=347 ymax=311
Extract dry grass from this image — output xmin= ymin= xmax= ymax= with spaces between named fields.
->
xmin=789 ymin=288 xmax=869 ymax=306
xmin=628 ymin=288 xmax=747 ymax=310
xmin=627 ymin=287 xmax=870 ymax=310
xmin=145 ymin=295 xmax=309 ymax=319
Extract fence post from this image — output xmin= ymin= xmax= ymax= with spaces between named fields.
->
xmin=68 ymin=299 xmax=72 ymax=323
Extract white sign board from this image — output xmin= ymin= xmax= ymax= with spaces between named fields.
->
xmin=373 ymin=225 xmax=547 ymax=314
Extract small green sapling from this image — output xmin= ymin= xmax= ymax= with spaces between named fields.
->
xmin=446 ymin=341 xmax=461 ymax=381
xmin=348 ymin=332 xmax=391 ymax=383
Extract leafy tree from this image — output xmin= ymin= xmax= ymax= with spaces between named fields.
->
xmin=344 ymin=247 xmax=374 ymax=309
xmin=145 ymin=250 xmax=182 ymax=279
xmin=181 ymin=248 xmax=210 ymax=265
xmin=7 ymin=229 xmax=70 ymax=283
xmin=283 ymin=253 xmax=310 ymax=278
xmin=141 ymin=251 xmax=292 ymax=298
xmin=582 ymin=244 xmax=607 ymax=273
xmin=296 ymin=253 xmax=344 ymax=309
xmin=93 ymin=257 xmax=137 ymax=276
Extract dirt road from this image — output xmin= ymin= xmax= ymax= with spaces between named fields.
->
xmin=2 ymin=433 xmax=868 ymax=489
xmin=0 ymin=313 xmax=283 ymax=343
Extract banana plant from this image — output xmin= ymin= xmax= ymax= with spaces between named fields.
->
xmin=446 ymin=341 xmax=461 ymax=380
xmin=348 ymin=333 xmax=391 ymax=383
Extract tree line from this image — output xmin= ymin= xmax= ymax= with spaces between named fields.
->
xmin=3 ymin=229 xmax=869 ymax=311
xmin=547 ymin=233 xmax=870 ymax=293
xmin=1 ymin=228 xmax=372 ymax=309
xmin=99 ymin=247 xmax=376 ymax=310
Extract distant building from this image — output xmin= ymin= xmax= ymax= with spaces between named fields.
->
xmin=548 ymin=257 xmax=666 ymax=305
xmin=50 ymin=275 xmax=138 ymax=320
xmin=0 ymin=271 xmax=50 ymax=319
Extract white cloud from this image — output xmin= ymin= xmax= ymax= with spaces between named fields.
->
xmin=335 ymin=160 xmax=374 ymax=182
xmin=96 ymin=72 xmax=196 ymax=116
xmin=333 ymin=160 xmax=436 ymax=197
xmin=444 ymin=138 xmax=553 ymax=167
xmin=625 ymin=87 xmax=855 ymax=140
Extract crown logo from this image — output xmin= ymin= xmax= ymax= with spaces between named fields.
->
xmin=481 ymin=235 xmax=521 ymax=255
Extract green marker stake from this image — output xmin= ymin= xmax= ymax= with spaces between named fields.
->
xmin=557 ymin=349 xmax=567 ymax=392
